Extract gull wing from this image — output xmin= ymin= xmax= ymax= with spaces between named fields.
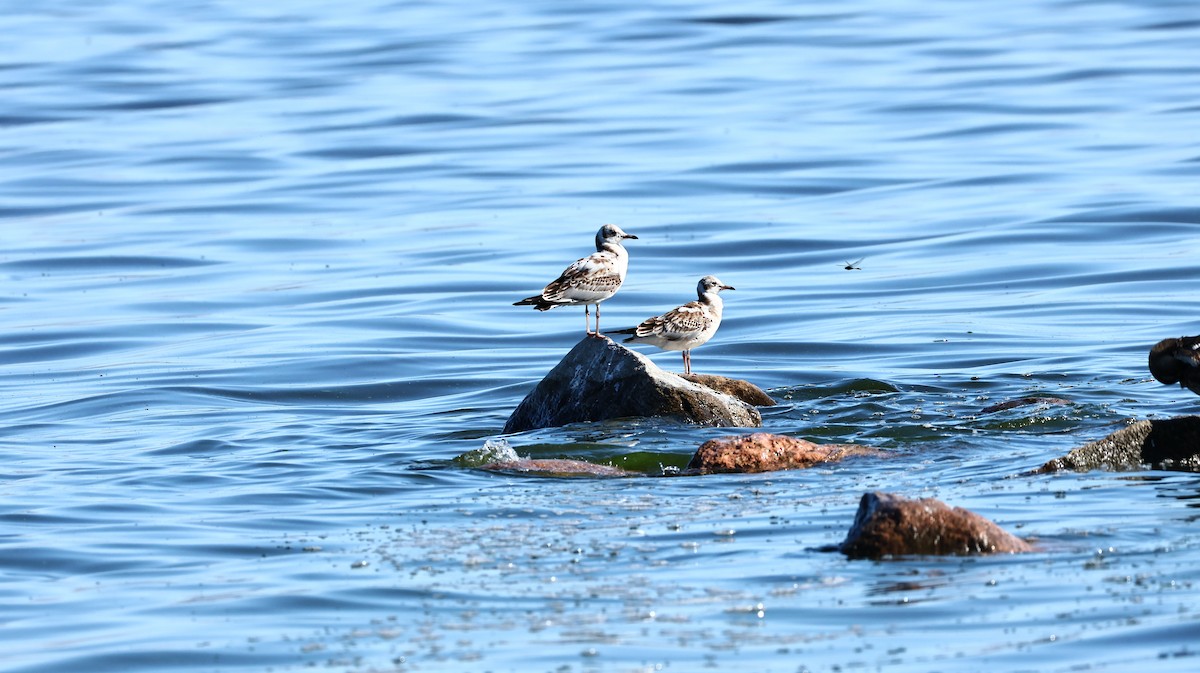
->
xmin=636 ymin=301 xmax=711 ymax=341
xmin=541 ymin=251 xmax=622 ymax=303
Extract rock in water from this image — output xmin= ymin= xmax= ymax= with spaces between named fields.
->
xmin=681 ymin=373 xmax=776 ymax=407
xmin=1037 ymin=416 xmax=1200 ymax=473
xmin=839 ymin=492 xmax=1032 ymax=559
xmin=503 ymin=337 xmax=763 ymax=433
xmin=978 ymin=396 xmax=1071 ymax=414
xmin=480 ymin=459 xmax=631 ymax=477
xmin=688 ymin=432 xmax=879 ymax=473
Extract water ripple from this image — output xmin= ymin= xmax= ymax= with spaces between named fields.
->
xmin=3 ymin=0 xmax=1200 ymax=671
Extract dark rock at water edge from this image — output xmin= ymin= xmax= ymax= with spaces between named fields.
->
xmin=504 ymin=337 xmax=763 ymax=433
xmin=688 ymin=432 xmax=880 ymax=474
xmin=839 ymin=492 xmax=1032 ymax=559
xmin=1037 ymin=416 xmax=1200 ymax=473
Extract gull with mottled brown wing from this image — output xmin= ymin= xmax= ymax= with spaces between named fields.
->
xmin=611 ymin=275 xmax=734 ymax=375
xmin=514 ymin=224 xmax=637 ymax=337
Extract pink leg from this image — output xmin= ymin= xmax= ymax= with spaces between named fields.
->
xmin=683 ymin=350 xmax=691 ymax=375
xmin=584 ymin=305 xmax=592 ymax=335
xmin=594 ymin=303 xmax=603 ymax=337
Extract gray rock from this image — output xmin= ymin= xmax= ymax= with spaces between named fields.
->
xmin=504 ymin=336 xmax=762 ymax=433
xmin=1037 ymin=416 xmax=1200 ymax=473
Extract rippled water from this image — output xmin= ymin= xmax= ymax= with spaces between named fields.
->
xmin=4 ymin=0 xmax=1200 ymax=671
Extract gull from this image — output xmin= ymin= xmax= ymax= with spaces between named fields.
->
xmin=611 ymin=275 xmax=734 ymax=375
xmin=514 ymin=224 xmax=637 ymax=337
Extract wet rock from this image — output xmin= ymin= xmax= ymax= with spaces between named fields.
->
xmin=454 ymin=439 xmax=632 ymax=477
xmin=480 ymin=458 xmax=631 ymax=478
xmin=504 ymin=336 xmax=762 ymax=433
xmin=1037 ymin=416 xmax=1200 ymax=473
xmin=979 ymin=396 xmax=1072 ymax=414
xmin=688 ymin=432 xmax=880 ymax=474
xmin=681 ymin=373 xmax=776 ymax=407
xmin=1149 ymin=336 xmax=1200 ymax=396
xmin=839 ymin=492 xmax=1032 ymax=559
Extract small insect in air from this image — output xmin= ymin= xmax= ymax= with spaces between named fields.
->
xmin=843 ymin=257 xmax=863 ymax=271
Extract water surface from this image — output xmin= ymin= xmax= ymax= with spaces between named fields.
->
xmin=3 ymin=0 xmax=1200 ymax=671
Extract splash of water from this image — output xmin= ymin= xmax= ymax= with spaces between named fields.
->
xmin=452 ymin=438 xmax=520 ymax=467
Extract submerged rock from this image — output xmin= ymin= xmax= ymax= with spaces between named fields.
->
xmin=688 ymin=432 xmax=880 ymax=474
xmin=839 ymin=492 xmax=1032 ymax=559
xmin=504 ymin=337 xmax=763 ymax=433
xmin=1037 ymin=416 xmax=1200 ymax=473
xmin=480 ymin=458 xmax=632 ymax=478
xmin=979 ymin=396 xmax=1072 ymax=414
xmin=454 ymin=439 xmax=632 ymax=477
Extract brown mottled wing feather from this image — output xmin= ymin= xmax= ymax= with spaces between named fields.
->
xmin=636 ymin=301 xmax=711 ymax=341
xmin=540 ymin=251 xmax=622 ymax=303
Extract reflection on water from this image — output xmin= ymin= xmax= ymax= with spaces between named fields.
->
xmin=4 ymin=0 xmax=1200 ymax=671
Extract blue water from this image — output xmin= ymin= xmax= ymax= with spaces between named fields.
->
xmin=4 ymin=0 xmax=1200 ymax=671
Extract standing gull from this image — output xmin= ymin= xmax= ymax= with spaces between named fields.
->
xmin=514 ymin=224 xmax=637 ymax=337
xmin=611 ymin=275 xmax=734 ymax=375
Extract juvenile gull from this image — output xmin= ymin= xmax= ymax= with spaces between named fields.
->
xmin=611 ymin=275 xmax=734 ymax=375
xmin=514 ymin=224 xmax=637 ymax=337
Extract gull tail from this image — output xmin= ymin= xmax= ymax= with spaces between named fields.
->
xmin=607 ymin=326 xmax=638 ymax=342
xmin=514 ymin=295 xmax=557 ymax=311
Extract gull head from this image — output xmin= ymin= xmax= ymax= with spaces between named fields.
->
xmin=596 ymin=224 xmax=638 ymax=249
xmin=698 ymin=275 xmax=735 ymax=296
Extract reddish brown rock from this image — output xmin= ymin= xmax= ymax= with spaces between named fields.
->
xmin=839 ymin=492 xmax=1032 ymax=559
xmin=688 ymin=432 xmax=880 ymax=474
xmin=681 ymin=373 xmax=776 ymax=407
xmin=480 ymin=458 xmax=631 ymax=478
